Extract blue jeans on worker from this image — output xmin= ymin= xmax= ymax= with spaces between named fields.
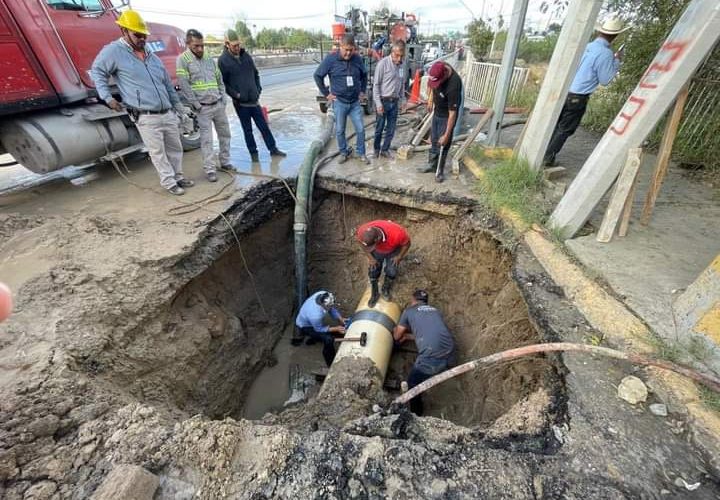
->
xmin=334 ymin=100 xmax=365 ymax=156
xmin=233 ymin=103 xmax=277 ymax=155
xmin=369 ymin=247 xmax=400 ymax=280
xmin=299 ymin=326 xmax=336 ymax=367
xmin=373 ymin=98 xmax=399 ymax=153
xmin=407 ymin=355 xmax=454 ymax=415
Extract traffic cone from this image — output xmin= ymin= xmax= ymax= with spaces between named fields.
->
xmin=409 ymin=69 xmax=421 ymax=103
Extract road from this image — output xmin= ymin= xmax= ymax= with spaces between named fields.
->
xmin=259 ymin=63 xmax=318 ymax=88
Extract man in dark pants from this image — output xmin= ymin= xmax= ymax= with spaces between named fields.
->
xmin=394 ymin=289 xmax=456 ymax=415
xmin=372 ymin=40 xmax=406 ymax=159
xmin=218 ymin=29 xmax=286 ymax=163
xmin=417 ymin=61 xmax=462 ymax=183
xmin=543 ymin=16 xmax=628 ymax=166
xmin=355 ymin=219 xmax=411 ymax=307
xmin=294 ymin=290 xmax=347 ymax=367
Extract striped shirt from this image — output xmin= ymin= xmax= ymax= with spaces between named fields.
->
xmin=372 ymin=55 xmax=405 ymax=110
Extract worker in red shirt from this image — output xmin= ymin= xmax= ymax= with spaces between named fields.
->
xmin=356 ymin=220 xmax=411 ymax=307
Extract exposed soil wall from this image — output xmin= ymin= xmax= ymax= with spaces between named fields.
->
xmin=306 ymin=193 xmax=554 ymax=426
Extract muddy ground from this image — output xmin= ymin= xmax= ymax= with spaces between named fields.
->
xmin=1 ymin=173 xmax=719 ymax=498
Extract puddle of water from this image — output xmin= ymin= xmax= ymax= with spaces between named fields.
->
xmin=243 ymin=321 xmax=326 ymax=420
xmin=225 ymin=110 xmax=323 ymax=188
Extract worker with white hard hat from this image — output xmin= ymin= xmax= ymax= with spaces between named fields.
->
xmin=543 ymin=15 xmax=630 ymax=167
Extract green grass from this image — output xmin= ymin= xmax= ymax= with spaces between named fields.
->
xmin=474 ymin=155 xmax=545 ymax=227
xmin=700 ymin=386 xmax=720 ymax=413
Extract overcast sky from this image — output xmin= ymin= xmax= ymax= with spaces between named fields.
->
xmin=130 ymin=0 xmax=557 ymax=38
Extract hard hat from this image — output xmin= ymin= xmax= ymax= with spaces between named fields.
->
xmin=116 ymin=10 xmax=150 ymax=36
xmin=596 ymin=16 xmax=629 ymax=35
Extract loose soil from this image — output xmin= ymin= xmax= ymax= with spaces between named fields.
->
xmin=1 ymin=180 xmax=717 ymax=498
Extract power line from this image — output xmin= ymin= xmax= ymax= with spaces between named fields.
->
xmin=135 ymin=8 xmax=325 ymax=21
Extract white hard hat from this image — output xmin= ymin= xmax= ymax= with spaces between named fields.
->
xmin=596 ymin=16 xmax=629 ymax=35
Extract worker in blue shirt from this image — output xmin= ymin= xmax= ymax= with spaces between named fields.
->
xmin=294 ymin=290 xmax=347 ymax=366
xmin=314 ymin=34 xmax=370 ymax=165
xmin=543 ymin=16 xmax=629 ymax=166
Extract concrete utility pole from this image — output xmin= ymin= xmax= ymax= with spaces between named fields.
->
xmin=487 ymin=0 xmax=529 ymax=146
xmin=550 ymin=0 xmax=720 ymax=238
xmin=517 ymin=0 xmax=603 ymax=169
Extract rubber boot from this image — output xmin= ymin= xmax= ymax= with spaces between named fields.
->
xmin=381 ymin=277 xmax=394 ymax=300
xmin=416 ymin=151 xmax=438 ymax=174
xmin=435 ymin=149 xmax=446 ymax=183
xmin=368 ymin=279 xmax=380 ymax=308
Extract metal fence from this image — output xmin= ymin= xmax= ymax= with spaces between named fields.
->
xmin=673 ymin=47 xmax=720 ymax=167
xmin=462 ymin=50 xmax=529 ymax=107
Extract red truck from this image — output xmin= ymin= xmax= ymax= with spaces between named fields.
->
xmin=0 ymin=0 xmax=196 ymax=174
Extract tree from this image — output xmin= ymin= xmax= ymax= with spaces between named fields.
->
xmin=234 ymin=20 xmax=255 ymax=49
xmin=466 ymin=18 xmax=493 ymax=58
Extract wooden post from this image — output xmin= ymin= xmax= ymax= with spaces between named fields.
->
xmin=411 ymin=111 xmax=434 ymax=147
xmin=618 ymin=169 xmax=640 ymax=238
xmin=596 ymin=148 xmax=643 ymax=243
xmin=451 ymin=110 xmax=495 ymax=176
xmin=640 ymin=84 xmax=690 ymax=226
xmin=550 ymin=0 xmax=720 ymax=238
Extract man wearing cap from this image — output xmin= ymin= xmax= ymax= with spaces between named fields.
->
xmin=543 ymin=16 xmax=628 ymax=166
xmin=176 ymin=29 xmax=233 ymax=182
xmin=418 ymin=61 xmax=463 ymax=183
xmin=394 ymin=289 xmax=456 ymax=415
xmin=372 ymin=40 xmax=406 ymax=159
xmin=218 ymin=29 xmax=286 ymax=163
xmin=355 ymin=219 xmax=411 ymax=307
xmin=91 ymin=10 xmax=192 ymax=196
xmin=294 ymin=290 xmax=347 ymax=367
xmin=314 ymin=34 xmax=370 ymax=165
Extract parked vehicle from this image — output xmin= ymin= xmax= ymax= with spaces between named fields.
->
xmin=0 ymin=0 xmax=197 ymax=174
xmin=421 ymin=41 xmax=444 ymax=63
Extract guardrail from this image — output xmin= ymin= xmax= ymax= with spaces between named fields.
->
xmin=463 ymin=50 xmax=529 ymax=106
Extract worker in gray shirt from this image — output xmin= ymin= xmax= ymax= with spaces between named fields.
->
xmin=372 ymin=41 xmax=406 ymax=159
xmin=91 ymin=10 xmax=192 ymax=195
xmin=394 ymin=289 xmax=456 ymax=415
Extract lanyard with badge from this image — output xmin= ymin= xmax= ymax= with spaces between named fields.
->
xmin=345 ymin=60 xmax=354 ymax=87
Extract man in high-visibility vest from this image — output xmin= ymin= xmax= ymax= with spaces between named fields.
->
xmin=176 ymin=29 xmax=233 ymax=182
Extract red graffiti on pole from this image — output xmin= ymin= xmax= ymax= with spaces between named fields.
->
xmin=610 ymin=95 xmax=646 ymax=135
xmin=610 ymin=40 xmax=689 ymax=135
xmin=638 ymin=41 xmax=689 ymax=89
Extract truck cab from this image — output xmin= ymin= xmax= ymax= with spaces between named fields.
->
xmin=0 ymin=0 xmax=190 ymax=173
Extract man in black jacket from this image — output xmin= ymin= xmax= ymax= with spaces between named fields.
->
xmin=218 ymin=29 xmax=285 ymax=162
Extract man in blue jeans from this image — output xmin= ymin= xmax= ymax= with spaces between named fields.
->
xmin=294 ymin=290 xmax=347 ymax=367
xmin=393 ymin=289 xmax=456 ymax=415
xmin=218 ymin=29 xmax=286 ymax=163
xmin=372 ymin=41 xmax=406 ymax=159
xmin=314 ymin=34 xmax=370 ymax=165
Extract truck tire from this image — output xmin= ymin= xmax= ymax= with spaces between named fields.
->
xmin=180 ymin=113 xmax=201 ymax=151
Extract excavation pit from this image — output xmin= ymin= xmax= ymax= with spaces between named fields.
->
xmin=86 ymin=187 xmax=562 ymax=434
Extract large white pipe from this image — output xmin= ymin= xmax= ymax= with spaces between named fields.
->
xmin=322 ymin=287 xmax=401 ymax=391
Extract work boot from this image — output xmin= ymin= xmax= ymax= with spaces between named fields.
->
xmin=381 ymin=277 xmax=394 ymax=300
xmin=167 ymin=185 xmax=185 ymax=196
xmin=219 ymin=164 xmax=236 ymax=171
xmin=251 ymin=152 xmax=260 ymax=162
xmin=358 ymin=155 xmax=371 ymax=165
xmin=368 ymin=280 xmax=380 ymax=308
xmin=416 ymin=151 xmax=438 ymax=173
xmin=206 ymin=171 xmax=218 ymax=183
xmin=177 ymin=178 xmax=194 ymax=188
xmin=338 ymin=147 xmax=353 ymax=164
xmin=270 ymin=149 xmax=287 ymax=157
xmin=379 ymin=150 xmax=395 ymax=159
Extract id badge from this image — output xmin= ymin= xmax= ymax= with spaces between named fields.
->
xmin=346 ymin=76 xmax=354 ymax=87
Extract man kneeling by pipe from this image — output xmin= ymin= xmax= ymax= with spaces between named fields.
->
xmin=394 ymin=289 xmax=456 ymax=415
xmin=293 ymin=291 xmax=347 ymax=366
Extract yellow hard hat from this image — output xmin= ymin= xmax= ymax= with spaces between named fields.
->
xmin=116 ymin=10 xmax=150 ymax=36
